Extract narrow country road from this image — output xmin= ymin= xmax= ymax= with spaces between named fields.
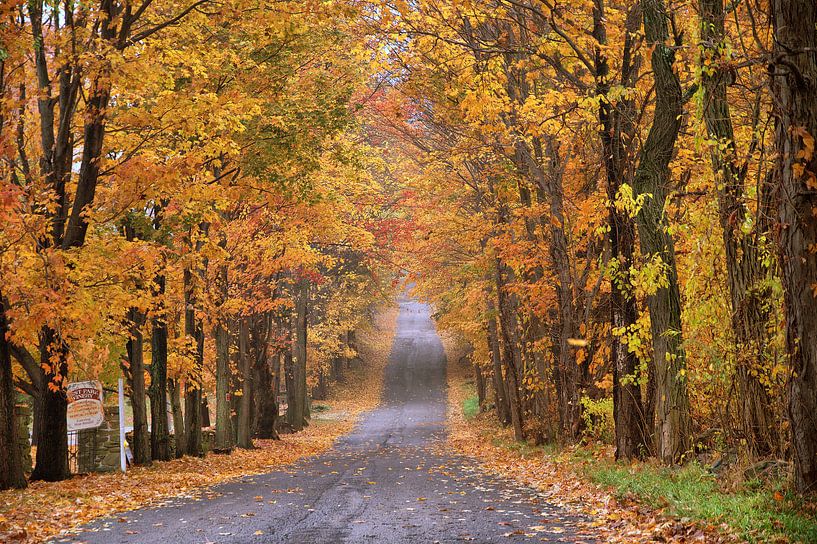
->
xmin=61 ymin=298 xmax=592 ymax=543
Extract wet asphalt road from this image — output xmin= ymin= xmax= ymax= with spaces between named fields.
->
xmin=60 ymin=298 xmax=593 ymax=543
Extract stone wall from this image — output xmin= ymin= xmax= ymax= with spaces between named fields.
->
xmin=78 ymin=406 xmax=121 ymax=473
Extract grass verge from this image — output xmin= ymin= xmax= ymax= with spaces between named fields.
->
xmin=584 ymin=457 xmax=817 ymax=543
xmin=462 ymin=395 xmax=480 ymax=419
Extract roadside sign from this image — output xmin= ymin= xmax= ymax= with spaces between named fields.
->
xmin=66 ymin=380 xmax=105 ymax=431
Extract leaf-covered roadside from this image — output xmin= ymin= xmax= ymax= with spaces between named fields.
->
xmin=443 ymin=336 xmax=817 ymax=543
xmin=1 ymin=432 xmax=345 ymax=543
xmin=0 ymin=308 xmax=396 ymax=544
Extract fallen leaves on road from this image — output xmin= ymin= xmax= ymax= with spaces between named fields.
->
xmin=0 ymin=307 xmax=397 ymax=544
xmin=441 ymin=335 xmax=737 ymax=544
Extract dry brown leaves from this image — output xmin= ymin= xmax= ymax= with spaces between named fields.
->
xmin=0 ymin=305 xmax=399 ymax=544
xmin=441 ymin=335 xmax=737 ymax=544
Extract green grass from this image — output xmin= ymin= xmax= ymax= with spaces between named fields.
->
xmin=584 ymin=460 xmax=817 ymax=543
xmin=462 ymin=395 xmax=480 ymax=419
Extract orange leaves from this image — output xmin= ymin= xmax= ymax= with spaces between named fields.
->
xmin=792 ymin=126 xmax=817 ymax=190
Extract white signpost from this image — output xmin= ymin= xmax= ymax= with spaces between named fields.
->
xmin=118 ymin=377 xmax=127 ymax=472
xmin=66 ymin=380 xmax=105 ymax=431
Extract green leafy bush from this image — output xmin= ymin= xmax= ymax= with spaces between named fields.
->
xmin=580 ymin=396 xmax=614 ymax=443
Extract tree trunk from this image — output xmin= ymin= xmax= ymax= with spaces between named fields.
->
xmin=149 ymin=275 xmax=171 ymax=462
xmin=236 ymin=318 xmax=253 ymax=449
xmin=30 ymin=326 xmax=69 ymax=482
xmin=0 ymin=297 xmax=26 ymax=489
xmin=486 ymin=299 xmax=511 ymax=425
xmin=494 ymin=259 xmax=525 ymax=441
xmin=183 ymin=265 xmax=204 ymax=457
xmin=594 ymin=0 xmax=649 ymax=460
xmin=537 ymin=138 xmax=582 ymax=441
xmin=633 ymin=0 xmax=692 ymax=464
xmin=25 ymin=0 xmax=117 ymax=484
xmin=183 ymin=222 xmax=209 ymax=457
xmin=200 ymin=394 xmax=211 ymax=428
xmin=699 ymin=0 xmax=777 ymax=457
xmin=213 ymin=218 xmax=234 ymax=452
xmin=168 ymin=378 xmax=186 ymax=458
xmin=332 ymin=332 xmax=346 ymax=383
xmin=214 ymin=317 xmax=233 ymax=453
xmin=254 ymin=344 xmax=279 ymax=440
xmin=126 ymin=308 xmax=151 ymax=465
xmin=499 ymin=25 xmax=570 ymax=442
xmin=312 ymin=368 xmax=328 ymax=401
xmin=31 ymin=387 xmax=43 ymax=449
xmin=284 ymin=345 xmax=295 ymax=430
xmin=287 ymin=278 xmax=310 ymax=432
xmin=474 ymin=363 xmax=486 ymax=411
xmin=770 ymin=0 xmax=817 ymax=494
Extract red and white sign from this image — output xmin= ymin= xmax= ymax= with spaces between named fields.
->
xmin=67 ymin=380 xmax=104 ymax=431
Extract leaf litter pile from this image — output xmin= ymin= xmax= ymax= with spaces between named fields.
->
xmin=0 ymin=308 xmax=397 ymax=544
xmin=441 ymin=334 xmax=737 ymax=544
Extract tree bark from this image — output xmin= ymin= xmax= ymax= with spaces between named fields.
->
xmin=633 ymin=0 xmax=692 ymax=464
xmin=287 ymin=278 xmax=310 ymax=432
xmin=0 ymin=296 xmax=27 ymax=489
xmin=149 ymin=274 xmax=171 ymax=462
xmin=253 ymin=315 xmax=279 ymax=439
xmin=184 ymin=222 xmax=208 ymax=457
xmin=214 ymin=319 xmax=234 ymax=453
xmin=236 ymin=318 xmax=253 ymax=449
xmin=125 ymin=308 xmax=150 ymax=465
xmin=494 ymin=259 xmax=526 ymax=441
xmin=770 ymin=0 xmax=817 ymax=494
xmin=30 ymin=327 xmax=69 ymax=481
xmin=200 ymin=394 xmax=211 ymax=428
xmin=498 ymin=20 xmax=570 ymax=442
xmin=486 ymin=297 xmax=511 ymax=425
xmin=537 ymin=138 xmax=582 ymax=441
xmin=312 ymin=367 xmax=328 ymax=401
xmin=168 ymin=377 xmax=186 ymax=458
xmin=474 ymin=362 xmax=487 ymax=411
xmin=183 ymin=266 xmax=204 ymax=457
